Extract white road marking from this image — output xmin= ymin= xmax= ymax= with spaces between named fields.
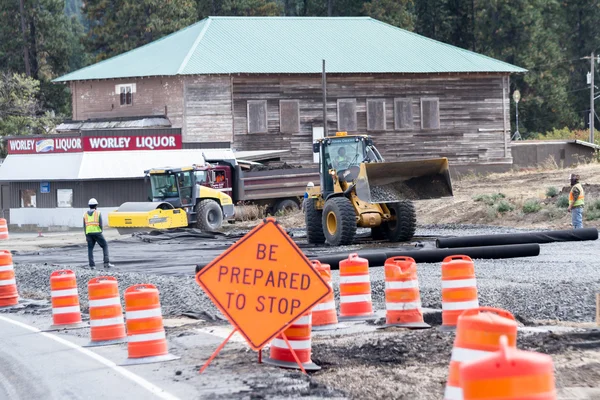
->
xmin=0 ymin=315 xmax=180 ymax=400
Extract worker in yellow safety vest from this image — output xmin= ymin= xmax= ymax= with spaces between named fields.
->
xmin=567 ymin=173 xmax=585 ymax=229
xmin=84 ymin=198 xmax=114 ymax=269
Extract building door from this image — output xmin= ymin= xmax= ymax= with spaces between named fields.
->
xmin=312 ymin=127 xmax=324 ymax=164
xmin=1 ymin=185 xmax=9 ymax=223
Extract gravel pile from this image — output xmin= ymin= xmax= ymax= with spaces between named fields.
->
xmin=13 ymin=263 xmax=223 ymax=320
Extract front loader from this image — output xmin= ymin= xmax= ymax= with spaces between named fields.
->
xmin=108 ymin=166 xmax=234 ymax=234
xmin=304 ymin=133 xmax=453 ymax=246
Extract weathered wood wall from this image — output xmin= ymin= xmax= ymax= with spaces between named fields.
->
xmin=183 ymin=76 xmax=233 ymax=143
xmin=70 ymin=77 xmax=184 ymax=128
xmin=231 ymin=74 xmax=511 ymax=165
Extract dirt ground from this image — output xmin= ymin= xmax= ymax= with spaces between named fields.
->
xmin=414 ymin=163 xmax=600 ymax=230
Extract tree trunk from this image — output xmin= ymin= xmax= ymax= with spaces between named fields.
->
xmin=29 ymin=18 xmax=38 ymax=79
xmin=19 ymin=0 xmax=31 ymax=77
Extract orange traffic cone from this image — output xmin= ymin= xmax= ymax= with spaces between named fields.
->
xmin=0 ymin=250 xmax=18 ymax=308
xmin=383 ymin=256 xmax=430 ymax=329
xmin=444 ymin=307 xmax=518 ymax=400
xmin=311 ymin=260 xmax=340 ymax=331
xmin=84 ymin=276 xmax=127 ymax=347
xmin=441 ymin=255 xmax=479 ymax=331
xmin=338 ymin=253 xmax=375 ymax=321
xmin=264 ymin=311 xmax=320 ymax=371
xmin=48 ymin=269 xmax=86 ymax=330
xmin=122 ymin=284 xmax=179 ymax=365
xmin=460 ymin=335 xmax=556 ymax=400
xmin=0 ymin=218 xmax=9 ymax=240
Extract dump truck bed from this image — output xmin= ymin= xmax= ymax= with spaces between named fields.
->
xmin=233 ymin=166 xmax=320 ymax=202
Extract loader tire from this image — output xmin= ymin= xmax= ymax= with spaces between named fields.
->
xmin=304 ymin=198 xmax=325 ymax=244
xmin=371 ymin=226 xmax=386 ymax=241
xmin=384 ymin=200 xmax=416 ymax=242
xmin=195 ymin=199 xmax=223 ymax=232
xmin=322 ymin=197 xmax=357 ymax=246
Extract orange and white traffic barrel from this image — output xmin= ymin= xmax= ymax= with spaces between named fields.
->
xmin=338 ymin=253 xmax=375 ymax=321
xmin=311 ymin=260 xmax=339 ymax=331
xmin=84 ymin=276 xmax=126 ymax=347
xmin=460 ymin=335 xmax=556 ymax=400
xmin=384 ymin=256 xmax=430 ymax=329
xmin=264 ymin=311 xmax=320 ymax=371
xmin=441 ymin=255 xmax=479 ymax=331
xmin=0 ymin=218 xmax=9 ymax=240
xmin=0 ymin=250 xmax=18 ymax=307
xmin=122 ymin=284 xmax=179 ymax=365
xmin=444 ymin=307 xmax=517 ymax=400
xmin=49 ymin=269 xmax=84 ymax=329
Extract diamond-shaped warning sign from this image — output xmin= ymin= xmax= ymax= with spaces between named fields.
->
xmin=195 ymin=218 xmax=331 ymax=350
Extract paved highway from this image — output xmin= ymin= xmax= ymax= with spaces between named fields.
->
xmin=0 ymin=315 xmax=181 ymax=400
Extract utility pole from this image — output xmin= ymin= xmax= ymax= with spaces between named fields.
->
xmin=19 ymin=0 xmax=30 ymax=77
xmin=591 ymin=51 xmax=595 ymax=144
xmin=322 ymin=59 xmax=328 ymax=137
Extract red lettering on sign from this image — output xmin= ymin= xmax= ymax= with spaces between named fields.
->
xmin=83 ymin=135 xmax=182 ymax=152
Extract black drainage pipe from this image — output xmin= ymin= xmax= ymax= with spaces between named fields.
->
xmin=305 ymin=243 xmax=540 ymax=270
xmin=436 ymin=228 xmax=598 ymax=249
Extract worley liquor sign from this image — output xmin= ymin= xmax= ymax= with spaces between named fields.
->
xmin=7 ymin=134 xmax=182 ymax=154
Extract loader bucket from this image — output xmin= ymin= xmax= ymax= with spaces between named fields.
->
xmin=107 ymin=202 xmax=189 ymax=235
xmin=355 ymin=158 xmax=453 ymax=203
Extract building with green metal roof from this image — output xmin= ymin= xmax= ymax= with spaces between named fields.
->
xmin=54 ymin=16 xmax=526 ymax=170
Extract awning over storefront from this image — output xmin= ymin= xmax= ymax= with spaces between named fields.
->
xmin=0 ymin=149 xmax=237 ymax=181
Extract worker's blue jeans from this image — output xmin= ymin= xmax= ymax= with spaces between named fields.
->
xmin=86 ymin=233 xmax=109 ymax=266
xmin=571 ymin=206 xmax=583 ymax=229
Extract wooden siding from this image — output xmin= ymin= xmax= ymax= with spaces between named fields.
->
xmin=9 ymin=180 xmax=148 ymax=209
xmin=183 ymin=76 xmax=233 ymax=142
xmin=70 ymin=77 xmax=184 ymax=129
xmin=231 ymin=74 xmax=511 ymax=165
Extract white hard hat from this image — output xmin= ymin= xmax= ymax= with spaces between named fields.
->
xmin=88 ymin=198 xmax=98 ymax=206
xmin=307 ymin=182 xmax=314 ymax=188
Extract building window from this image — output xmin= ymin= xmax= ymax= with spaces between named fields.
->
xmin=116 ymin=84 xmax=135 ymax=106
xmin=247 ymin=100 xmax=268 ymax=133
xmin=57 ymin=189 xmax=73 ymax=208
xmin=421 ymin=98 xmax=440 ymax=129
xmin=394 ymin=98 xmax=413 ymax=130
xmin=337 ymin=99 xmax=357 ymax=132
xmin=280 ymin=100 xmax=300 ymax=133
xmin=20 ymin=189 xmax=36 ymax=208
xmin=367 ymin=99 xmax=386 ymax=131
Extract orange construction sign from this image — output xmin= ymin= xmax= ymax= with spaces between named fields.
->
xmin=195 ymin=217 xmax=331 ymax=350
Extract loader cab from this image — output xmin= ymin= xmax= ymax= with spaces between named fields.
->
xmin=313 ymin=133 xmax=383 ymax=197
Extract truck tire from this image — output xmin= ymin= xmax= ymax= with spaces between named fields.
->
xmin=371 ymin=226 xmax=386 ymax=240
xmin=322 ymin=197 xmax=357 ymax=246
xmin=274 ymin=199 xmax=299 ymax=215
xmin=383 ymin=200 xmax=416 ymax=242
xmin=304 ymin=198 xmax=325 ymax=244
xmin=195 ymin=199 xmax=223 ymax=232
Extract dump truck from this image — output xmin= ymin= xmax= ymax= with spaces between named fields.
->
xmin=108 ymin=166 xmax=235 ymax=234
xmin=108 ymin=154 xmax=320 ymax=234
xmin=305 ymin=132 xmax=453 ymax=246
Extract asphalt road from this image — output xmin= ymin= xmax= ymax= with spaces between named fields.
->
xmin=0 ymin=315 xmax=181 ymax=400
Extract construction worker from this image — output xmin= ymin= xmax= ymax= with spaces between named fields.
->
xmin=84 ymin=198 xmax=114 ymax=269
xmin=334 ymin=146 xmax=350 ymax=169
xmin=567 ymin=173 xmax=585 ymax=229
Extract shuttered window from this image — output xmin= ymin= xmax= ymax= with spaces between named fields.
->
xmin=421 ymin=98 xmax=440 ymax=129
xmin=247 ymin=100 xmax=268 ymax=134
xmin=367 ymin=99 xmax=386 ymax=131
xmin=337 ymin=99 xmax=357 ymax=132
xmin=279 ymin=100 xmax=300 ymax=133
xmin=394 ymin=98 xmax=413 ymax=130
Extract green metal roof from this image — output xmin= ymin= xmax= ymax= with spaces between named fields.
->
xmin=54 ymin=17 xmax=526 ymax=82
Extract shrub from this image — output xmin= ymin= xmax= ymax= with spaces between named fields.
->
xmin=496 ymin=200 xmax=514 ymax=213
xmin=522 ymin=200 xmax=542 ymax=214
xmin=540 ymin=205 xmax=562 ymax=220
xmin=556 ymin=195 xmax=569 ymax=209
xmin=545 ymin=186 xmax=558 ymax=198
xmin=585 ymin=208 xmax=600 ymax=221
xmin=590 ymin=199 xmax=600 ymax=211
xmin=473 ymin=193 xmax=505 ymax=206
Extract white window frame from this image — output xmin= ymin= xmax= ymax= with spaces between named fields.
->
xmin=367 ymin=99 xmax=386 ymax=131
xmin=337 ymin=98 xmax=357 ymax=132
xmin=247 ymin=100 xmax=268 ymax=134
xmin=394 ymin=98 xmax=413 ymax=130
xmin=420 ymin=97 xmax=440 ymax=130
